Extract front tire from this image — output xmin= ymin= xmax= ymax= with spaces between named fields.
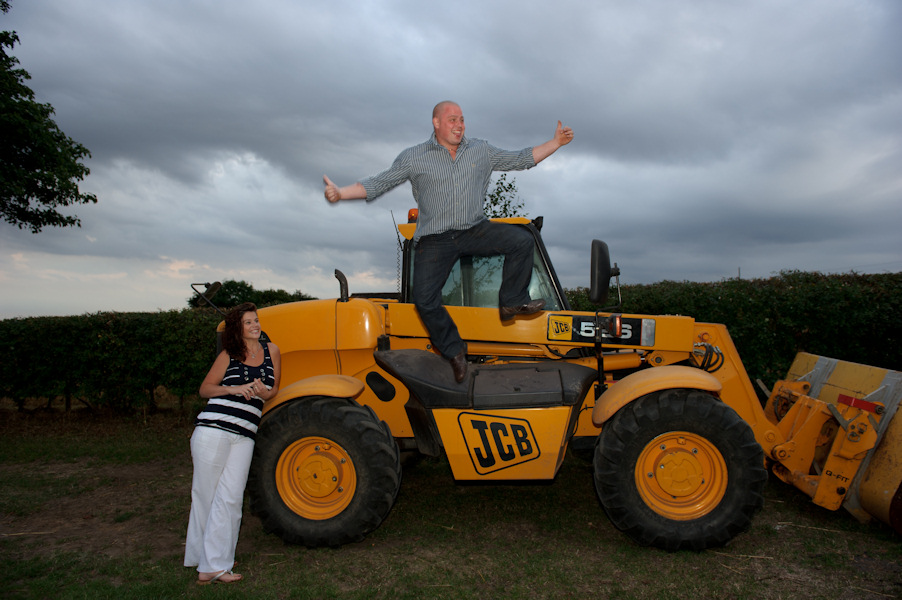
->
xmin=249 ymin=397 xmax=402 ymax=548
xmin=594 ymin=388 xmax=766 ymax=551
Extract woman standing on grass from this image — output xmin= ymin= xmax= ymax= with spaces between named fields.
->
xmin=184 ymin=302 xmax=281 ymax=585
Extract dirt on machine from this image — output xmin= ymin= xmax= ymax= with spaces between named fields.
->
xmin=194 ymin=212 xmax=902 ymax=551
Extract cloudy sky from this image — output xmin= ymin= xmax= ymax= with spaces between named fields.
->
xmin=2 ymin=0 xmax=900 ymax=318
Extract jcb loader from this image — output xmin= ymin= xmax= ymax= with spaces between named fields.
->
xmin=196 ymin=213 xmax=901 ymax=551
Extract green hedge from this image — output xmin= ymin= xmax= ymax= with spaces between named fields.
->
xmin=3 ymin=272 xmax=900 ymax=412
xmin=568 ymin=271 xmax=902 ymax=386
xmin=1 ymin=309 xmax=222 ymax=412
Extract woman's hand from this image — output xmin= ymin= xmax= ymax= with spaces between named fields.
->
xmin=240 ymin=378 xmax=265 ymax=400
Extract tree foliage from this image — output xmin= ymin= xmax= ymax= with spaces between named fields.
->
xmin=484 ymin=173 xmax=527 ymax=218
xmin=187 ymin=279 xmax=316 ymax=309
xmin=1 ymin=1 xmax=97 ymax=233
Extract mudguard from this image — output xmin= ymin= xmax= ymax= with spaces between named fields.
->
xmin=592 ymin=365 xmax=723 ymax=426
xmin=263 ymin=375 xmax=365 ymax=415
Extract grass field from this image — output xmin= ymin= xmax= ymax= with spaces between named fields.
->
xmin=1 ymin=405 xmax=900 ymax=599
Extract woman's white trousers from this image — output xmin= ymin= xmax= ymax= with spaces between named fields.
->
xmin=183 ymin=426 xmax=254 ymax=573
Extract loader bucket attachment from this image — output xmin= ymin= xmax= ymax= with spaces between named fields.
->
xmin=765 ymin=352 xmax=902 ymax=534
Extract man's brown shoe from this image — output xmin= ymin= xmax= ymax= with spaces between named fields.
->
xmin=500 ymin=298 xmax=546 ymax=321
xmin=449 ymin=351 xmax=468 ymax=383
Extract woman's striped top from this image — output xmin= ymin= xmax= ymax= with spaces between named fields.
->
xmin=195 ymin=343 xmax=275 ymax=440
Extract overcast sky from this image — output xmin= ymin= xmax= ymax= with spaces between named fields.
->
xmin=2 ymin=0 xmax=900 ymax=318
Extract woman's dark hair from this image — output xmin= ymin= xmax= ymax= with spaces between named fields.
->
xmin=222 ymin=302 xmax=258 ymax=360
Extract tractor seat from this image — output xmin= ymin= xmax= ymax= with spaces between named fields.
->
xmin=374 ymin=349 xmax=598 ymax=410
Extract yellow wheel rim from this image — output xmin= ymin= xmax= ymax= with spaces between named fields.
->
xmin=635 ymin=431 xmax=727 ymax=521
xmin=275 ymin=436 xmax=356 ymax=520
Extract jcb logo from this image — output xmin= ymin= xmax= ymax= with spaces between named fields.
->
xmin=458 ymin=413 xmax=541 ymax=474
xmin=548 ymin=316 xmax=573 ymax=341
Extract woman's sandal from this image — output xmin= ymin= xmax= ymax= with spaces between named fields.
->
xmin=197 ymin=570 xmax=242 ymax=585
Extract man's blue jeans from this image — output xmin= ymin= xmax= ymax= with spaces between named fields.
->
xmin=413 ymin=220 xmax=534 ymax=359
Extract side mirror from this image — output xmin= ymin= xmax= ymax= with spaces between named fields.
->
xmin=191 ymin=282 xmax=226 ymax=316
xmin=200 ymin=281 xmax=222 ymax=304
xmin=589 ymin=240 xmax=612 ymax=305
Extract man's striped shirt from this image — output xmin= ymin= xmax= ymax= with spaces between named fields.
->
xmin=360 ymin=134 xmax=535 ymax=240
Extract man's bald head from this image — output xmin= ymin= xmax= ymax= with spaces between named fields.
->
xmin=433 ymin=101 xmax=460 ymax=119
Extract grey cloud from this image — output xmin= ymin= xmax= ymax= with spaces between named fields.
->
xmin=2 ymin=0 xmax=900 ymax=317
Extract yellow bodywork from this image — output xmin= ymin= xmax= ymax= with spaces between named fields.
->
xmin=432 ymin=406 xmax=574 ymax=480
xmin=259 ymin=298 xmax=418 ymax=436
xmin=250 ymin=239 xmax=900 ymax=534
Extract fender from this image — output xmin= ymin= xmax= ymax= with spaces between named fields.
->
xmin=263 ymin=374 xmax=365 ymax=415
xmin=592 ymin=365 xmax=723 ymax=426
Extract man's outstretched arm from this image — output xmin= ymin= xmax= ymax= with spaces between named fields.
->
xmin=323 ymin=175 xmax=367 ymax=203
xmin=532 ymin=120 xmax=574 ymax=164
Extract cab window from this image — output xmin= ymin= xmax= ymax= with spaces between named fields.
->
xmin=436 ymin=249 xmax=562 ymax=310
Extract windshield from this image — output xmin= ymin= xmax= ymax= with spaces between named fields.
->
xmin=406 ymin=247 xmax=563 ymax=310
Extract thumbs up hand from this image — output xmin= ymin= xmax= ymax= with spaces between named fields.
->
xmin=323 ymin=175 xmax=341 ymax=203
xmin=554 ymin=121 xmax=574 ymax=146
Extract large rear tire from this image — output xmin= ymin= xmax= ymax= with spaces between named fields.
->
xmin=594 ymin=388 xmax=766 ymax=551
xmin=249 ymin=397 xmax=401 ymax=548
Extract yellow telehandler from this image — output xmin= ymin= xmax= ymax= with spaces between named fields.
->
xmin=199 ymin=213 xmax=900 ymax=551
